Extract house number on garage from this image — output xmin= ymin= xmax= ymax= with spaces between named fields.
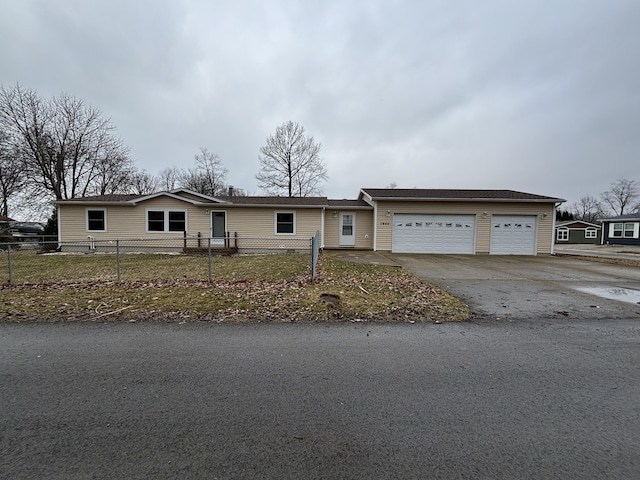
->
xmin=380 ymin=222 xmax=390 ymax=226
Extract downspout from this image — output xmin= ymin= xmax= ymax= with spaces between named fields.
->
xmin=372 ymin=202 xmax=378 ymax=251
xmin=320 ymin=207 xmax=325 ymax=249
xmin=551 ymin=202 xmax=560 ymax=255
xmin=56 ymin=204 xmax=62 ymax=248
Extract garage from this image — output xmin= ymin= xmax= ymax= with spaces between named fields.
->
xmin=392 ymin=214 xmax=476 ymax=254
xmin=490 ymin=215 xmax=537 ymax=255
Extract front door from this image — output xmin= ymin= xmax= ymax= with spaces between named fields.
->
xmin=211 ymin=212 xmax=226 ymax=245
xmin=339 ymin=212 xmax=356 ymax=246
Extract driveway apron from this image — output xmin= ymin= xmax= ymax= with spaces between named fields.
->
xmin=385 ymin=254 xmax=640 ymax=320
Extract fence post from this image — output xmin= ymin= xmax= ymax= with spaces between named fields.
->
xmin=116 ymin=239 xmax=121 ymax=282
xmin=208 ymin=237 xmax=212 ymax=282
xmin=7 ymin=244 xmax=12 ymax=285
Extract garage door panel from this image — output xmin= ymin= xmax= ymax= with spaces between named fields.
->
xmin=393 ymin=214 xmax=475 ymax=254
xmin=490 ymin=215 xmax=537 ymax=255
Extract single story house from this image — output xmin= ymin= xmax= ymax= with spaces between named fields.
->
xmin=555 ymin=220 xmax=601 ymax=244
xmin=600 ymin=214 xmax=640 ymax=246
xmin=55 ymin=188 xmax=564 ymax=255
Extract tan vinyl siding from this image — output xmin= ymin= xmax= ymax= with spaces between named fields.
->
xmin=60 ymin=201 xmax=325 ymax=243
xmin=374 ymin=201 xmax=556 ymax=254
xmin=226 ymin=207 xmax=323 ymax=243
xmin=59 ymin=197 xmax=210 ymax=241
xmin=324 ymin=210 xmax=374 ymax=249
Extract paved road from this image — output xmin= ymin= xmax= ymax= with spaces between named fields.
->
xmin=2 ymin=321 xmax=640 ymax=479
xmin=390 ymin=254 xmax=640 ymax=320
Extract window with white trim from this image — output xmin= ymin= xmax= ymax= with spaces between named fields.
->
xmin=611 ymin=223 xmax=623 ymax=237
xmin=585 ymin=228 xmax=597 ymax=238
xmin=275 ymin=211 xmax=295 ymax=234
xmin=624 ymin=223 xmax=635 ymax=238
xmin=146 ymin=210 xmax=187 ymax=233
xmin=86 ymin=209 xmax=106 ymax=232
xmin=556 ymin=228 xmax=568 ymax=241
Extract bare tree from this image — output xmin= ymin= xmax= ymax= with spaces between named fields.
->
xmin=570 ymin=195 xmax=606 ymax=223
xmin=256 ymin=121 xmax=327 ymax=197
xmin=601 ymin=178 xmax=640 ymax=215
xmin=88 ymin=151 xmax=135 ymax=196
xmin=0 ymin=128 xmax=25 ymax=218
xmin=184 ymin=147 xmax=228 ymax=196
xmin=129 ymin=169 xmax=159 ymax=195
xmin=0 ymin=84 xmax=131 ymax=200
xmin=158 ymin=167 xmax=181 ymax=191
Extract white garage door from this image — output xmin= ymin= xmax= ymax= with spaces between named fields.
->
xmin=490 ymin=215 xmax=537 ymax=255
xmin=392 ymin=214 xmax=476 ymax=254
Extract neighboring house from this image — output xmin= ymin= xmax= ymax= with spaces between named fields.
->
xmin=55 ymin=188 xmax=564 ymax=255
xmin=555 ymin=220 xmax=601 ymax=244
xmin=600 ymin=214 xmax=640 ymax=246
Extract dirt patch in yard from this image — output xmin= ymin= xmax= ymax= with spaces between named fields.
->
xmin=0 ymin=255 xmax=470 ymax=323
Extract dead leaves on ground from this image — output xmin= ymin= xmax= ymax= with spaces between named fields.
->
xmin=0 ymin=256 xmax=469 ymax=323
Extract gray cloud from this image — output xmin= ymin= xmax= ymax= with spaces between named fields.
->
xmin=1 ymin=0 xmax=639 ymax=205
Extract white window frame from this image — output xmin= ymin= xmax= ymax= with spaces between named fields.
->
xmin=585 ymin=228 xmax=597 ymax=239
xmin=624 ymin=223 xmax=635 ymax=238
xmin=556 ymin=228 xmax=568 ymax=241
xmin=610 ymin=223 xmax=623 ymax=238
xmin=145 ymin=209 xmax=188 ymax=233
xmin=86 ymin=208 xmax=107 ymax=232
xmin=275 ymin=211 xmax=296 ymax=235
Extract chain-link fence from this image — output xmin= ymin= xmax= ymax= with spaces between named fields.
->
xmin=0 ymin=235 xmax=317 ymax=285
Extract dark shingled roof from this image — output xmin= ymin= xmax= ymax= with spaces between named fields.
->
xmin=361 ymin=188 xmax=564 ymax=202
xmin=327 ymin=199 xmax=371 ymax=208
xmin=556 ymin=221 xmax=601 ymax=229
xmin=600 ymin=213 xmax=640 ymax=221
xmin=58 ymin=194 xmax=141 ymax=202
xmin=217 ymin=196 xmax=328 ymax=206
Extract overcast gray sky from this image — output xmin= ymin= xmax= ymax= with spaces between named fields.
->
xmin=1 ymin=0 xmax=639 ymax=205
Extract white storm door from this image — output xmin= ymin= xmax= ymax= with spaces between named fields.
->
xmin=339 ymin=212 xmax=356 ymax=246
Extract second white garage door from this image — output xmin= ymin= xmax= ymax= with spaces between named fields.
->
xmin=392 ymin=214 xmax=476 ymax=254
xmin=490 ymin=215 xmax=537 ymax=255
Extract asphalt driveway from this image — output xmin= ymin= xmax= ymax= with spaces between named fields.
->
xmin=330 ymin=252 xmax=640 ymax=320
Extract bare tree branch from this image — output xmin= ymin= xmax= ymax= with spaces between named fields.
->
xmin=570 ymin=195 xmax=606 ymax=223
xmin=0 ymin=84 xmax=131 ymax=201
xmin=256 ymin=121 xmax=327 ymax=197
xmin=601 ymin=178 xmax=640 ymax=215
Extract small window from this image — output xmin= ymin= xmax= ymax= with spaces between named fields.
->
xmin=276 ymin=212 xmax=295 ymax=234
xmin=624 ymin=223 xmax=635 ymax=238
xmin=148 ymin=211 xmax=165 ymax=232
xmin=557 ymin=229 xmax=568 ymax=241
xmin=612 ymin=223 xmax=623 ymax=238
xmin=87 ymin=209 xmax=106 ymax=232
xmin=585 ymin=229 xmax=597 ymax=239
xmin=168 ymin=211 xmax=186 ymax=232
